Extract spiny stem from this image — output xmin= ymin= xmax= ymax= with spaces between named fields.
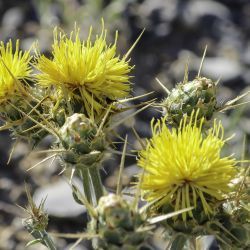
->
xmin=24 ymin=220 xmax=57 ymax=250
xmin=40 ymin=230 xmax=57 ymax=250
xmin=88 ymin=167 xmax=104 ymax=204
xmin=78 ymin=169 xmax=93 ymax=205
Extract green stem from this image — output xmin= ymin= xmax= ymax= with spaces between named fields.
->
xmin=169 ymin=234 xmax=187 ymax=250
xmin=78 ymin=168 xmax=93 ymax=205
xmin=88 ymin=167 xmax=104 ymax=204
xmin=40 ymin=230 xmax=57 ymax=250
xmin=24 ymin=220 xmax=57 ymax=250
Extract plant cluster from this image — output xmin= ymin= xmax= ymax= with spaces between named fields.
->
xmin=0 ymin=22 xmax=249 ymax=249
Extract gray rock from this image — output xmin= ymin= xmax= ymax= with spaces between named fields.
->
xmin=242 ymin=69 xmax=250 ymax=85
xmin=183 ymin=0 xmax=231 ymax=26
xmin=11 ymin=141 xmax=30 ymax=162
xmin=33 ymin=178 xmax=86 ymax=217
xmin=21 ymin=37 xmax=36 ymax=52
xmin=240 ymin=117 xmax=250 ymax=134
xmin=242 ymin=42 xmax=250 ymax=66
xmin=200 ymin=57 xmax=242 ymax=82
xmin=66 ymin=243 xmax=88 ymax=250
xmin=168 ymin=50 xmax=197 ymax=80
xmin=2 ymin=7 xmax=24 ymax=30
xmin=138 ymin=0 xmax=176 ymax=22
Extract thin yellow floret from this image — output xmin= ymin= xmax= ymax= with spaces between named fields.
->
xmin=0 ymin=40 xmax=32 ymax=104
xmin=138 ymin=112 xmax=238 ymax=220
xmin=36 ymin=25 xmax=132 ymax=115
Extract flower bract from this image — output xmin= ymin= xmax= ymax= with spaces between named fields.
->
xmin=138 ymin=112 xmax=238 ymax=220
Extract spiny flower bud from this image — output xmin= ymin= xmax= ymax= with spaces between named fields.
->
xmin=21 ymin=185 xmax=56 ymax=250
xmin=90 ymin=194 xmax=152 ymax=250
xmin=22 ymin=185 xmax=49 ymax=232
xmin=59 ymin=113 xmax=107 ymax=169
xmin=162 ymin=77 xmax=217 ymax=127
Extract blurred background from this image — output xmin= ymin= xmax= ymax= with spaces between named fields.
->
xmin=0 ymin=0 xmax=249 ymax=249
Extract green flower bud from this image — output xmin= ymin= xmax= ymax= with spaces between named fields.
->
xmin=162 ymin=77 xmax=217 ymax=127
xmin=90 ymin=194 xmax=152 ymax=250
xmin=59 ymin=113 xmax=107 ymax=169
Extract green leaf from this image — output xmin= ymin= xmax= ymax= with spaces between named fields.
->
xmin=26 ymin=239 xmax=43 ymax=247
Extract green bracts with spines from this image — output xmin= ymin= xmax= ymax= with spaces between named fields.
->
xmin=162 ymin=77 xmax=217 ymax=127
xmin=89 ymin=194 xmax=152 ymax=250
xmin=59 ymin=113 xmax=107 ymax=169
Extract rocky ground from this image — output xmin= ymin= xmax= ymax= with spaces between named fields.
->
xmin=0 ymin=0 xmax=249 ymax=249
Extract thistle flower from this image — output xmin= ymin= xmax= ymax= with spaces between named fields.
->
xmin=35 ymin=24 xmax=132 ymax=117
xmin=0 ymin=40 xmax=47 ymax=144
xmin=138 ymin=111 xmax=238 ymax=220
xmin=0 ymin=39 xmax=32 ymax=105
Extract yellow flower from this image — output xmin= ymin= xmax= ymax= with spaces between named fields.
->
xmin=138 ymin=112 xmax=238 ymax=220
xmin=35 ymin=24 xmax=132 ymax=116
xmin=0 ymin=40 xmax=32 ymax=104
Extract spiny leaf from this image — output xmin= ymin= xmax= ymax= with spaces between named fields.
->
xmin=147 ymin=207 xmax=194 ymax=224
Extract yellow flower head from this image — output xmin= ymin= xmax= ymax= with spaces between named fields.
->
xmin=0 ymin=40 xmax=32 ymax=104
xmin=138 ymin=111 xmax=238 ymax=220
xmin=35 ymin=24 xmax=132 ymax=116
